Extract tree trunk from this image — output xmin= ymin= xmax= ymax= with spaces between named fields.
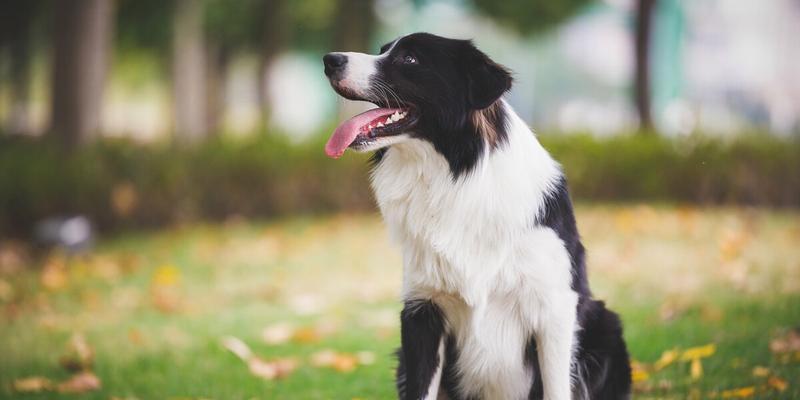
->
xmin=0 ymin=0 xmax=39 ymax=135
xmin=172 ymin=0 xmax=207 ymax=142
xmin=49 ymin=0 xmax=115 ymax=147
xmin=205 ymin=41 xmax=230 ymax=135
xmin=332 ymin=0 xmax=376 ymax=120
xmin=257 ymin=0 xmax=289 ymax=127
xmin=634 ymin=0 xmax=656 ymax=133
xmin=332 ymin=0 xmax=375 ymax=52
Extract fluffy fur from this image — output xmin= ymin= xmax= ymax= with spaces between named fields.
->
xmin=324 ymin=33 xmax=631 ymax=400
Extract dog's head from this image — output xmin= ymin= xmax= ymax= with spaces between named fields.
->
xmin=323 ymin=33 xmax=512 ymax=170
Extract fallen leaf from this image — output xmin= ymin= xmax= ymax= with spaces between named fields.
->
xmin=111 ymin=182 xmax=138 ymax=217
xmin=59 ymin=333 xmax=94 ymax=372
xmin=356 ymin=351 xmax=376 ymax=365
xmin=310 ymin=349 xmax=365 ymax=373
xmin=751 ymin=366 xmax=769 ymax=377
xmin=770 ymin=329 xmax=800 ymax=354
xmin=690 ymin=358 xmax=703 ymax=380
xmin=57 ymin=371 xmax=101 ymax=393
xmin=767 ymin=376 xmax=788 ymax=392
xmin=311 ymin=349 xmax=337 ymax=366
xmin=0 ymin=278 xmax=13 ymax=302
xmin=221 ymin=336 xmax=253 ymax=361
xmin=262 ymin=323 xmax=294 ymax=345
xmin=630 ymin=360 xmax=649 ymax=383
xmin=292 ymin=327 xmax=320 ymax=344
xmin=680 ymin=344 xmax=716 ymax=361
xmin=152 ymin=265 xmax=180 ymax=286
xmin=720 ymin=386 xmax=756 ymax=398
xmin=332 ymin=354 xmax=358 ymax=372
xmin=41 ymin=255 xmax=68 ymax=290
xmin=221 ymin=336 xmax=297 ymax=380
xmin=13 ymin=376 xmax=53 ymax=393
xmin=248 ymin=357 xmax=298 ymax=380
xmin=653 ymin=349 xmax=679 ymax=371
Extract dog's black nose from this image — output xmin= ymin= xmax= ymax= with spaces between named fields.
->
xmin=323 ymin=53 xmax=347 ymax=77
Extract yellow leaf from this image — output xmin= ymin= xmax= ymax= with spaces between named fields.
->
xmin=292 ymin=327 xmax=320 ymax=344
xmin=690 ymin=358 xmax=703 ymax=381
xmin=41 ymin=256 xmax=68 ymax=290
xmin=653 ymin=349 xmax=679 ymax=371
xmin=630 ymin=360 xmax=649 ymax=382
xmin=13 ymin=376 xmax=53 ymax=393
xmin=152 ymin=265 xmax=180 ymax=286
xmin=332 ymin=354 xmax=358 ymax=373
xmin=720 ymin=386 xmax=756 ymax=398
xmin=767 ymin=376 xmax=788 ymax=392
xmin=751 ymin=366 xmax=769 ymax=377
xmin=680 ymin=344 xmax=716 ymax=361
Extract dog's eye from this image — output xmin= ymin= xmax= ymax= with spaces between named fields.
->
xmin=403 ymin=55 xmax=417 ymax=64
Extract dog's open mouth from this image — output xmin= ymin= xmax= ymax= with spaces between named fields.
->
xmin=325 ymin=105 xmax=418 ymax=158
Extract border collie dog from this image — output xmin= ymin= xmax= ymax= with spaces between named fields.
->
xmin=322 ymin=33 xmax=631 ymax=400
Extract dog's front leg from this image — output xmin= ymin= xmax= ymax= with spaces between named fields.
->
xmin=398 ymin=299 xmax=446 ymax=400
xmin=536 ymin=293 xmax=578 ymax=400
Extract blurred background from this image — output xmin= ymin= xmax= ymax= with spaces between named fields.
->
xmin=0 ymin=0 xmax=798 ymax=399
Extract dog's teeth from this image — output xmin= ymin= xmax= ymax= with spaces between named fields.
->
xmin=376 ymin=122 xmax=384 ymax=127
xmin=391 ymin=114 xmax=399 ymax=122
xmin=386 ymin=117 xmax=393 ymax=124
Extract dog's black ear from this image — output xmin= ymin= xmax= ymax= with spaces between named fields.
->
xmin=462 ymin=42 xmax=512 ymax=110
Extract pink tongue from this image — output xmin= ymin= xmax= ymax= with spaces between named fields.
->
xmin=325 ymin=107 xmax=403 ymax=158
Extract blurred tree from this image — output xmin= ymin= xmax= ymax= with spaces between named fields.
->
xmin=472 ymin=0 xmax=589 ymax=36
xmin=0 ymin=0 xmax=45 ymax=136
xmin=172 ymin=0 xmax=208 ymax=141
xmin=332 ymin=0 xmax=375 ymax=52
xmin=473 ymin=0 xmax=658 ymax=133
xmin=204 ymin=0 xmax=262 ymax=132
xmin=634 ymin=0 xmax=656 ymax=132
xmin=50 ymin=0 xmax=116 ymax=147
xmin=257 ymin=0 xmax=290 ymax=126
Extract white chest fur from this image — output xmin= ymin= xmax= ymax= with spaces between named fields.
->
xmin=371 ymin=105 xmax=578 ymax=399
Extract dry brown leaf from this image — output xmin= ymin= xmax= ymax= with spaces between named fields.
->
xmin=262 ymin=323 xmax=294 ymax=345
xmin=221 ymin=336 xmax=297 ymax=380
xmin=356 ymin=351 xmax=376 ymax=365
xmin=291 ymin=327 xmax=320 ymax=344
xmin=13 ymin=376 xmax=53 ymax=393
xmin=331 ymin=354 xmax=358 ymax=372
xmin=0 ymin=278 xmax=13 ymax=302
xmin=720 ymin=386 xmax=756 ymax=398
xmin=111 ymin=182 xmax=138 ymax=217
xmin=247 ymin=357 xmax=298 ymax=380
xmin=770 ymin=329 xmax=800 ymax=354
xmin=221 ymin=336 xmax=253 ymax=361
xmin=57 ymin=371 xmax=101 ymax=393
xmin=59 ymin=333 xmax=94 ymax=372
xmin=767 ymin=376 xmax=788 ymax=392
xmin=310 ymin=349 xmax=338 ymax=367
xmin=310 ymin=349 xmax=368 ymax=373
xmin=41 ymin=255 xmax=68 ymax=290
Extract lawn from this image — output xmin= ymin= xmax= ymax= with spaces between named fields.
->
xmin=1 ymin=205 xmax=798 ymax=399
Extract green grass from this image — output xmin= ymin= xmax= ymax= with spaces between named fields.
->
xmin=1 ymin=205 xmax=799 ymax=399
